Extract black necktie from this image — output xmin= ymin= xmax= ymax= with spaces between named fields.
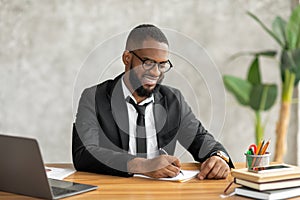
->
xmin=128 ymin=98 xmax=151 ymax=158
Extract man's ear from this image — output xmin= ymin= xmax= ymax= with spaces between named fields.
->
xmin=122 ymin=50 xmax=132 ymax=66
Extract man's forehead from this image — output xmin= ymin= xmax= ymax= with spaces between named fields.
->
xmin=141 ymin=39 xmax=168 ymax=51
xmin=129 ymin=38 xmax=168 ymax=52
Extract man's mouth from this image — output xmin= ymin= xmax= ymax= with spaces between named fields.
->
xmin=142 ymin=75 xmax=159 ymax=85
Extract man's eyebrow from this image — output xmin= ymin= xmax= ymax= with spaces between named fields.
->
xmin=142 ymin=56 xmax=168 ymax=63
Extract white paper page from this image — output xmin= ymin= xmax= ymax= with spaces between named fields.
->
xmin=45 ymin=167 xmax=76 ymax=180
xmin=134 ymin=170 xmax=199 ymax=182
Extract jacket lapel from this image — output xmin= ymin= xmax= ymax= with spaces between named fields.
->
xmin=153 ymin=91 xmax=169 ymax=148
xmin=153 ymin=87 xmax=181 ymax=153
xmin=107 ymin=74 xmax=130 ymax=151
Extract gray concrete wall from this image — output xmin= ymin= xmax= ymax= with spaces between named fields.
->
xmin=1 ymin=0 xmax=296 ymax=164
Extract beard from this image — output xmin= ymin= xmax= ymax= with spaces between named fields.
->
xmin=129 ymin=63 xmax=163 ymax=98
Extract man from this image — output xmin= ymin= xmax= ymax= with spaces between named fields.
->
xmin=72 ymin=24 xmax=234 ymax=179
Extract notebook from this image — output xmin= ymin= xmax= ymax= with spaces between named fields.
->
xmin=235 ymin=186 xmax=300 ymax=200
xmin=0 ymin=134 xmax=98 ymax=199
xmin=134 ymin=170 xmax=199 ymax=182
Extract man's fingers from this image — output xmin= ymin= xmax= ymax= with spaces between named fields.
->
xmin=172 ymin=158 xmax=181 ymax=168
xmin=158 ymin=156 xmax=181 ymax=178
xmin=208 ymin=163 xmax=229 ymax=179
xmin=219 ymin=168 xmax=228 ymax=179
xmin=142 ymin=155 xmax=182 ymax=178
xmin=198 ymin=156 xmax=230 ymax=180
xmin=166 ymin=165 xmax=180 ymax=177
xmin=165 ymin=155 xmax=181 ymax=168
xmin=151 ymin=165 xmax=179 ymax=178
xmin=207 ymin=164 xmax=221 ymax=179
xmin=220 ymin=166 xmax=229 ymax=179
xmin=198 ymin=157 xmax=216 ymax=180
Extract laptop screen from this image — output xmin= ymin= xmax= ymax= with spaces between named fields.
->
xmin=0 ymin=134 xmax=97 ymax=199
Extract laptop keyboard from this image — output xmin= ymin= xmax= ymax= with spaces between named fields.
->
xmin=51 ymin=186 xmax=77 ymax=196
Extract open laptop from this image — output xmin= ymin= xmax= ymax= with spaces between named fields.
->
xmin=0 ymin=134 xmax=98 ymax=199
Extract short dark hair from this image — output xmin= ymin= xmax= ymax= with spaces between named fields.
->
xmin=125 ymin=24 xmax=169 ymax=51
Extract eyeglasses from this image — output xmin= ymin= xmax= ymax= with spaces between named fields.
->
xmin=129 ymin=51 xmax=173 ymax=73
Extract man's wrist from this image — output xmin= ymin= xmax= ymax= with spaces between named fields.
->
xmin=127 ymin=157 xmax=147 ymax=174
xmin=210 ymin=150 xmax=230 ymax=164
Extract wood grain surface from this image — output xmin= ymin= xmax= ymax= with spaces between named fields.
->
xmin=0 ymin=162 xmax=281 ymax=200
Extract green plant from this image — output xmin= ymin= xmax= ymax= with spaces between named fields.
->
xmin=223 ymin=52 xmax=277 ymax=145
xmin=248 ymin=5 xmax=300 ymax=162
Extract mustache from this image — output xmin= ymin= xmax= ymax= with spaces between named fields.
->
xmin=129 ymin=64 xmax=163 ymax=97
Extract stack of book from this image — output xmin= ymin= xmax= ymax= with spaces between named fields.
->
xmin=231 ymin=164 xmax=300 ymax=200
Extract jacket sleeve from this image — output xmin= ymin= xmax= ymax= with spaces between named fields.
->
xmin=173 ymin=89 xmax=234 ymax=168
xmin=72 ymin=87 xmax=136 ymax=177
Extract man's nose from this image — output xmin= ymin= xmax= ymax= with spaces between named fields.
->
xmin=149 ymin=63 xmax=161 ymax=76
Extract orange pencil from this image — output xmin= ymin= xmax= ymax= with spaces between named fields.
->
xmin=256 ymin=140 xmax=265 ymax=155
xmin=251 ymin=140 xmax=264 ymax=168
xmin=261 ymin=139 xmax=270 ymax=155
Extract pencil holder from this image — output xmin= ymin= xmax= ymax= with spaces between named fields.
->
xmin=245 ymin=152 xmax=270 ymax=169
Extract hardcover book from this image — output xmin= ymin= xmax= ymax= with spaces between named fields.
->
xmin=235 ymin=177 xmax=300 ymax=191
xmin=235 ymin=186 xmax=300 ymax=200
xmin=231 ymin=164 xmax=300 ymax=183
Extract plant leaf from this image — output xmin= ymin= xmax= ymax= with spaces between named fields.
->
xmin=272 ymin=16 xmax=287 ymax=48
xmin=255 ymin=50 xmax=277 ymax=57
xmin=229 ymin=50 xmax=276 ymax=61
xmin=249 ymin=84 xmax=277 ymax=111
xmin=223 ymin=75 xmax=252 ymax=106
xmin=247 ymin=57 xmax=261 ymax=85
xmin=286 ymin=5 xmax=300 ymax=49
xmin=247 ymin=11 xmax=285 ymax=48
xmin=280 ymin=48 xmax=300 ymax=85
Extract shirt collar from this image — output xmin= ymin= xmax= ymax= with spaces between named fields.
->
xmin=121 ymin=75 xmax=154 ymax=105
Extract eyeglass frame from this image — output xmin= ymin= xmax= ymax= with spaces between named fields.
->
xmin=129 ymin=51 xmax=173 ymax=73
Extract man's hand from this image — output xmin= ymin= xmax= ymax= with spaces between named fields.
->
xmin=128 ymin=155 xmax=182 ymax=178
xmin=197 ymin=156 xmax=230 ymax=180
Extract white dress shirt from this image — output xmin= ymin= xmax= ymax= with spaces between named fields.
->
xmin=121 ymin=77 xmax=159 ymax=159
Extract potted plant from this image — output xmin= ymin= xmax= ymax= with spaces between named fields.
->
xmin=248 ymin=5 xmax=300 ymax=162
xmin=223 ymin=52 xmax=278 ymax=145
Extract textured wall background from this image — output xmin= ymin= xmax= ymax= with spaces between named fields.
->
xmin=1 ymin=0 xmax=297 ymax=164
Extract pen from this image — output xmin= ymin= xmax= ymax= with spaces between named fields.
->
xmin=159 ymin=148 xmax=184 ymax=176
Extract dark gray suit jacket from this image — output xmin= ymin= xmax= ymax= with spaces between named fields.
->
xmin=72 ymin=73 xmax=234 ymax=177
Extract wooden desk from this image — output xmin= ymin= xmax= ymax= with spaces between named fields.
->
xmin=0 ymin=163 xmax=248 ymax=200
